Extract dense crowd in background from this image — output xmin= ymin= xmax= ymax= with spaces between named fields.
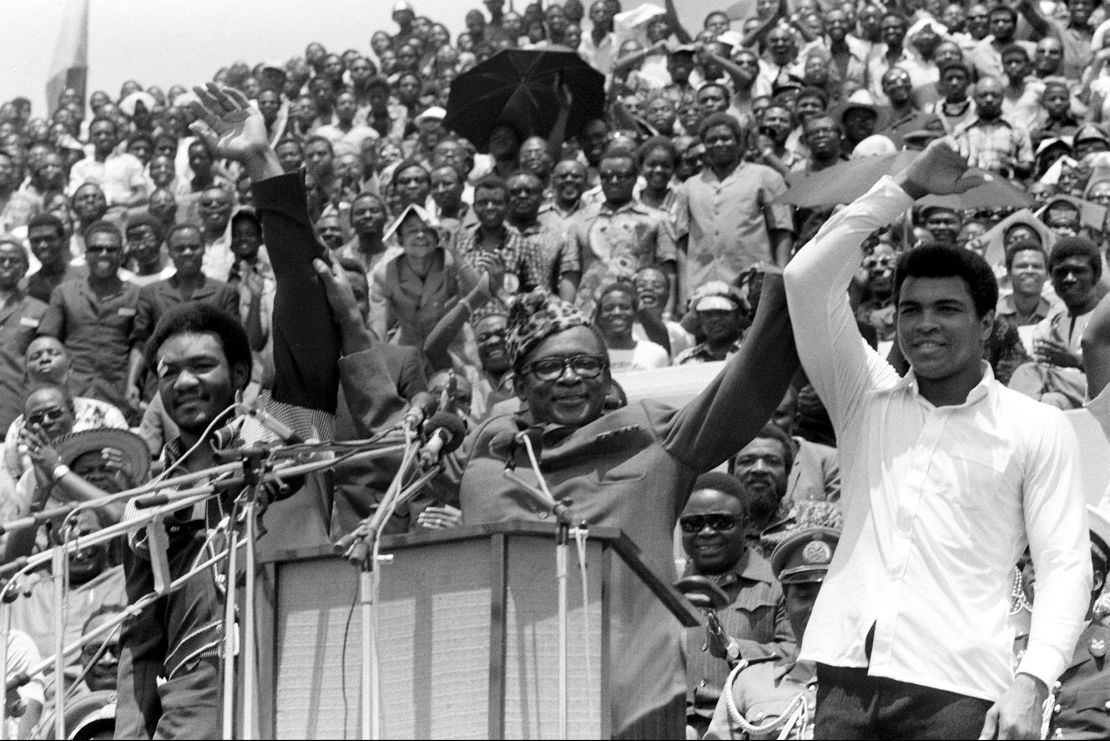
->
xmin=3 ymin=0 xmax=1110 ymax=737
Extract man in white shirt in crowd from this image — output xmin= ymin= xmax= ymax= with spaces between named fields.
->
xmin=67 ymin=117 xmax=147 ymax=208
xmin=783 ymin=139 xmax=1091 ymax=739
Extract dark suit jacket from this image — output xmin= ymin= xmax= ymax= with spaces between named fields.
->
xmin=330 ymin=341 xmax=428 ymax=536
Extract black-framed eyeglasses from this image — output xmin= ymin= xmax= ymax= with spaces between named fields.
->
xmin=679 ymin=514 xmax=741 ymax=534
xmin=522 ymin=354 xmax=608 ymax=382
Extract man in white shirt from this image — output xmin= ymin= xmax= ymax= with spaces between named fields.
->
xmin=783 ymin=139 xmax=1091 ymax=739
xmin=67 ymin=117 xmax=147 ymax=208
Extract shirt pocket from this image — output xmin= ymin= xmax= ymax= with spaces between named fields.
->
xmin=938 ymin=449 xmax=1018 ymax=512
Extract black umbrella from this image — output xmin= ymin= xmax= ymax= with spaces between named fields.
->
xmin=443 ymin=47 xmax=606 ymax=152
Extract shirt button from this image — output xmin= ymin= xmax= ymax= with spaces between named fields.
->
xmin=1054 ymin=704 xmax=1062 ymax=714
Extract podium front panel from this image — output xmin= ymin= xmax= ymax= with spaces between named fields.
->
xmin=266 ymin=527 xmax=613 ymax=739
xmin=500 ymin=534 xmax=607 ymax=739
xmin=272 ymin=539 xmax=493 ymax=739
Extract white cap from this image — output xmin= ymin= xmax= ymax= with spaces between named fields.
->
xmin=415 ymin=106 xmax=447 ymax=125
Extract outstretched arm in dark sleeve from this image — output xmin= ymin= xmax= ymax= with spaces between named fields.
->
xmin=190 ymin=83 xmax=340 ymax=416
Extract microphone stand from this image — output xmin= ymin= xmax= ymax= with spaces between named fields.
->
xmin=502 ymin=432 xmax=580 ymax=741
xmin=331 ymin=418 xmax=443 ymax=741
xmin=219 ymin=446 xmax=271 ymax=741
xmin=0 ymin=486 xmax=217 ymax=739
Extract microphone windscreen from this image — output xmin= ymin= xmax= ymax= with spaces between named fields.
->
xmin=426 ymin=411 xmax=466 ymax=454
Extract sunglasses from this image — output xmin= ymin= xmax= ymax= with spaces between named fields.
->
xmin=679 ymin=514 xmax=741 ymax=534
xmin=26 ymin=407 xmax=67 ymax=426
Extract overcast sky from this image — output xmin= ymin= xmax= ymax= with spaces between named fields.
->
xmin=2 ymin=0 xmax=719 ymax=117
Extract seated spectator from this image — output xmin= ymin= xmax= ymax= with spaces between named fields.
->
xmin=854 ymin=244 xmax=898 ymax=345
xmin=632 ymin=266 xmax=694 ymax=359
xmin=769 ymin=387 xmax=841 ymax=507
xmin=593 ymin=282 xmax=669 ymax=373
xmin=3 ymin=336 xmax=128 ymax=481
xmin=1011 ymin=237 xmax=1102 ymax=408
xmin=675 ymin=281 xmax=748 ymax=364
xmin=997 ymin=241 xmax=1054 ymax=334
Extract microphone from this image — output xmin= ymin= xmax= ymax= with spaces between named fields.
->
xmin=242 ymin=403 xmax=304 ymax=444
xmin=417 ymin=411 xmax=466 ymax=467
xmin=211 ymin=402 xmax=306 ymax=450
xmin=488 ymin=428 xmax=544 ymax=470
xmin=404 ymin=392 xmax=438 ymax=431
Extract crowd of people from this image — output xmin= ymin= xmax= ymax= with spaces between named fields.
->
xmin=0 ymin=0 xmax=1110 ymax=738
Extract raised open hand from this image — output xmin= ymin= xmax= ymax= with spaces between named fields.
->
xmin=896 ymin=137 xmax=988 ymax=200
xmin=189 ymin=82 xmax=270 ymax=162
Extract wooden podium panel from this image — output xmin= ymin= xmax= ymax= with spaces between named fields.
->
xmin=258 ymin=523 xmax=638 ymax=739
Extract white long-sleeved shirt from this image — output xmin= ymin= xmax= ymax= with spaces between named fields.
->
xmin=783 ymin=175 xmax=1092 ymax=701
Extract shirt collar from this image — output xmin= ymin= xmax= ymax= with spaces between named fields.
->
xmin=897 ymin=361 xmax=995 ymax=407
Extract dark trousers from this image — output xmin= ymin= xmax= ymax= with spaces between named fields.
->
xmin=815 ymin=664 xmax=993 ymax=740
xmin=114 ymin=529 xmax=223 ymax=740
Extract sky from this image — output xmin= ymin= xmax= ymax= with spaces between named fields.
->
xmin=1 ymin=0 xmax=720 ymax=118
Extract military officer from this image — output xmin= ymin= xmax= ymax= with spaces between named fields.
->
xmin=1045 ymin=506 xmax=1110 ymax=740
xmin=703 ymin=526 xmax=840 ymax=740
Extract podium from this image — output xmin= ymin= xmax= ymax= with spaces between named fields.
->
xmin=253 ymin=520 xmax=700 ymax=739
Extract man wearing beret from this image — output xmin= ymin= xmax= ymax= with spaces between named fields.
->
xmin=704 ymin=527 xmax=840 ymax=740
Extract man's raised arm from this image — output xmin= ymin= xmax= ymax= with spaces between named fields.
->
xmin=783 ymin=140 xmax=986 ymax=426
xmin=191 ymin=84 xmax=340 ymax=428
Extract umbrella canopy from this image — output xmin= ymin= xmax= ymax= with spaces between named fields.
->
xmin=785 ymin=151 xmax=1034 ymax=210
xmin=443 ymin=47 xmax=605 ymax=152
xmin=783 ymin=151 xmax=918 ymax=208
xmin=918 ymin=177 xmax=1033 ymax=209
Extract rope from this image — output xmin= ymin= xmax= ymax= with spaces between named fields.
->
xmin=722 ymin=660 xmax=811 ymax=738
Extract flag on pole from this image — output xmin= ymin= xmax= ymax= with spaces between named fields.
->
xmin=46 ymin=0 xmax=89 ymax=115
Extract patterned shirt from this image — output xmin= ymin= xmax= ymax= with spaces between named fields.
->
xmin=675 ymin=339 xmax=744 ymax=365
xmin=566 ymin=199 xmax=678 ymax=317
xmin=954 ymin=117 xmax=1034 ymax=176
xmin=513 ymin=220 xmax=581 ymax=294
xmin=454 ymin=223 xmax=545 ymax=297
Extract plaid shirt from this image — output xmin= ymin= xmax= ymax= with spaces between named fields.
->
xmin=513 ymin=220 xmax=581 ymax=294
xmin=955 ymin=117 xmax=1034 ymax=176
xmin=454 ymin=223 xmax=545 ymax=297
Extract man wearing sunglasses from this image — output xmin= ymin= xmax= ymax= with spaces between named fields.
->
xmin=37 ymin=221 xmax=142 ymax=421
xmin=679 ymin=471 xmax=795 ymax=736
